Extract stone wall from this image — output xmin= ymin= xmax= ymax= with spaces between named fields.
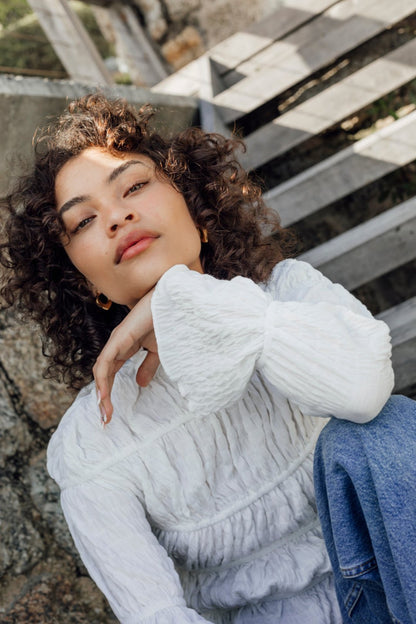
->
xmin=0 ymin=314 xmax=120 ymax=622
xmin=0 ymin=77 xmax=197 ymax=622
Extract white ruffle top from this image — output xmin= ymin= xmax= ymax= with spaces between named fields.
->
xmin=47 ymin=259 xmax=394 ymax=624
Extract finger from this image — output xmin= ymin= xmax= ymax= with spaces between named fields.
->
xmin=141 ymin=329 xmax=158 ymax=353
xmin=136 ymin=351 xmax=160 ymax=387
xmin=95 ymin=377 xmax=114 ymax=426
xmin=93 ymin=356 xmax=120 ymax=424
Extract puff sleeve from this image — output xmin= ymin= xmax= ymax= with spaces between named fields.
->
xmin=151 ymin=259 xmax=394 ymax=423
xmin=54 ymin=480 xmax=208 ymax=624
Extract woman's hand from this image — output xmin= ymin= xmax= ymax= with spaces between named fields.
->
xmin=93 ymin=289 xmax=160 ymax=425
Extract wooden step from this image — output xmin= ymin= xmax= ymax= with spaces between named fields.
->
xmin=152 ymin=0 xmax=339 ymax=97
xmin=378 ymin=297 xmax=416 ymax=390
xmin=298 ymin=197 xmax=416 ymax=290
xmin=212 ymin=0 xmax=340 ymax=77
xmin=241 ymin=37 xmax=416 ymax=170
xmin=264 ymin=110 xmax=416 ymax=226
xmin=213 ymin=0 xmax=416 ymax=122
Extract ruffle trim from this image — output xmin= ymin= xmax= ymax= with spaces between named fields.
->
xmin=198 ymin=573 xmax=341 ymax=624
xmin=180 ymin=523 xmax=332 ymax=611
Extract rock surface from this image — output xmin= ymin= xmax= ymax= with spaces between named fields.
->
xmin=0 ymin=308 xmax=117 ymax=622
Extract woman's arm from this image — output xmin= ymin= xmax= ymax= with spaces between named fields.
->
xmin=58 ymin=480 xmax=208 ymax=624
xmin=94 ymin=259 xmax=394 ymax=424
xmin=150 ymin=260 xmax=393 ymax=423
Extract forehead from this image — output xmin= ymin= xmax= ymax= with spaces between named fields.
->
xmin=55 ymin=148 xmax=155 ymax=204
xmin=58 ymin=147 xmax=154 ymax=178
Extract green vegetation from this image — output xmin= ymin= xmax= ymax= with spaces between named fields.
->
xmin=0 ymin=0 xmax=31 ymax=28
xmin=0 ymin=0 xmax=113 ymax=78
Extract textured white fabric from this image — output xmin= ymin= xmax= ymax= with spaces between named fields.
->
xmin=47 ymin=259 xmax=394 ymax=624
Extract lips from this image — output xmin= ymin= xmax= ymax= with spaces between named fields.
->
xmin=115 ymin=230 xmax=158 ymax=264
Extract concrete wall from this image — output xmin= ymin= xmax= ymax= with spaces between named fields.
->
xmin=0 ymin=74 xmax=198 ymax=195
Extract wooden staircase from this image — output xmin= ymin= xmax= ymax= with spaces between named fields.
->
xmin=153 ymin=0 xmax=416 ymax=395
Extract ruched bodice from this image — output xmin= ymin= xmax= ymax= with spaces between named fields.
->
xmin=47 ymin=260 xmax=394 ymax=623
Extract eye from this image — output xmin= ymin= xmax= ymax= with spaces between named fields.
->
xmin=73 ymin=216 xmax=95 ymax=234
xmin=125 ymin=181 xmax=147 ymax=196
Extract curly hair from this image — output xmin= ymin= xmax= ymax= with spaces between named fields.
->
xmin=0 ymin=93 xmax=296 ymax=389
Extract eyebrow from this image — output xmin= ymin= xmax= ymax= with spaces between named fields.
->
xmin=106 ymin=159 xmax=150 ymax=184
xmin=59 ymin=195 xmax=91 ymax=216
xmin=58 ymin=159 xmax=150 ymax=216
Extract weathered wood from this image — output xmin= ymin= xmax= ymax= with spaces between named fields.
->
xmin=152 ymin=0 xmax=339 ymax=97
xmin=211 ymin=0 xmax=340 ymax=75
xmin=379 ymin=296 xmax=416 ymax=346
xmin=198 ymin=57 xmax=230 ymax=134
xmin=298 ymin=197 xmax=416 ymax=290
xmin=264 ymin=110 xmax=416 ymax=226
xmin=378 ymin=297 xmax=416 ymax=390
xmin=391 ymin=336 xmax=416 ymax=390
xmin=213 ymin=0 xmax=416 ymax=122
xmin=241 ymin=38 xmax=416 ymax=170
xmin=107 ymin=4 xmax=167 ymax=86
xmin=26 ymin=0 xmax=112 ymax=84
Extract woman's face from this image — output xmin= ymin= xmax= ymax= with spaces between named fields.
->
xmin=55 ymin=147 xmax=203 ymax=307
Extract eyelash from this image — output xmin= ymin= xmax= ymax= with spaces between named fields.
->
xmin=73 ymin=216 xmax=95 ymax=234
xmin=125 ymin=180 xmax=147 ymax=196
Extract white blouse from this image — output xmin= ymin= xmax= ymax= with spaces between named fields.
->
xmin=47 ymin=259 xmax=394 ymax=624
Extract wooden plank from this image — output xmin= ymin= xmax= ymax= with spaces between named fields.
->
xmin=211 ymin=0 xmax=340 ymax=74
xmin=213 ymin=0 xmax=416 ymax=122
xmin=391 ymin=336 xmax=416 ymax=390
xmin=264 ymin=110 xmax=416 ymax=226
xmin=152 ymin=0 xmax=339 ymax=97
xmin=241 ymin=38 xmax=416 ymax=171
xmin=107 ymin=4 xmax=167 ymax=86
xmin=26 ymin=0 xmax=112 ymax=84
xmin=379 ymin=296 xmax=416 ymax=346
xmin=198 ymin=57 xmax=230 ymax=134
xmin=298 ymin=197 xmax=416 ymax=290
xmin=378 ymin=297 xmax=416 ymax=390
xmin=151 ymin=57 xmax=206 ymax=97
xmin=222 ymin=0 xmax=360 ymax=87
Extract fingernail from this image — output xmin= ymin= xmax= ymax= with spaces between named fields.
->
xmin=99 ymin=402 xmax=108 ymax=427
xmin=96 ymin=389 xmax=101 ymax=405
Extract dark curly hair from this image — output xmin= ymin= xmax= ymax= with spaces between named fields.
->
xmin=0 ymin=93 xmax=295 ymax=389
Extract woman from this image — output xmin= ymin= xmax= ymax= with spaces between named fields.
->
xmin=0 ymin=93 xmax=412 ymax=623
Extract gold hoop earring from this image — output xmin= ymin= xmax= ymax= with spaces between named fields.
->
xmin=96 ymin=293 xmax=112 ymax=310
xmin=199 ymin=228 xmax=208 ymax=244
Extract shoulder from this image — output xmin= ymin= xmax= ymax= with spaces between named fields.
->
xmin=264 ymin=259 xmax=372 ymax=315
xmin=47 ymin=353 xmax=146 ymax=490
xmin=264 ymin=259 xmax=325 ymax=297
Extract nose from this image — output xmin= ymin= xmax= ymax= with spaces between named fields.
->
xmin=106 ymin=209 xmax=136 ymax=234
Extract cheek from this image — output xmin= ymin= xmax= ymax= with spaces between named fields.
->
xmin=64 ymin=243 xmax=101 ymax=285
xmin=178 ymin=223 xmax=201 ymax=255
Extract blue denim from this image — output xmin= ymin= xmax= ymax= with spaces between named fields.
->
xmin=313 ymin=395 xmax=416 ymax=624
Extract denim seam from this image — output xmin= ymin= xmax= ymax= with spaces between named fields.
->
xmin=345 ymin=582 xmax=363 ymax=617
xmin=340 ymin=556 xmax=377 ymax=578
